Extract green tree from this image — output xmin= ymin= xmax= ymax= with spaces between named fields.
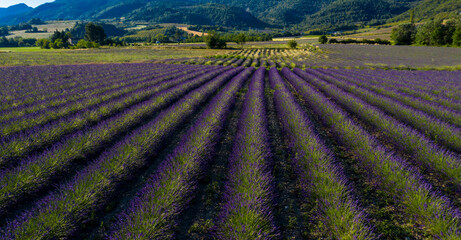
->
xmin=75 ymin=39 xmax=99 ymax=49
xmin=453 ymin=25 xmax=461 ymax=47
xmin=49 ymin=30 xmax=70 ymax=48
xmin=205 ymin=31 xmax=226 ymax=49
xmin=84 ymin=22 xmax=106 ymax=44
xmin=174 ymin=29 xmax=182 ymax=44
xmin=319 ymin=35 xmax=328 ymax=44
xmin=410 ymin=9 xmax=415 ymax=24
xmin=288 ymin=39 xmax=298 ymax=48
xmin=234 ymin=33 xmax=246 ymax=49
xmin=52 ymin=39 xmax=64 ymax=49
xmin=36 ymin=39 xmax=51 ymax=49
xmin=391 ymin=24 xmax=416 ymax=45
xmin=415 ymin=20 xmax=455 ymax=46
xmin=0 ymin=26 xmax=8 ymax=36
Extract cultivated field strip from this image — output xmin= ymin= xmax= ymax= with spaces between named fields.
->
xmin=335 ymin=68 xmax=461 ymax=111
xmin=270 ymin=68 xmax=373 ymax=239
xmin=0 ymin=64 xmax=167 ymax=111
xmin=0 ymin=65 xmax=199 ymax=137
xmin=345 ymin=69 xmax=461 ymax=109
xmin=317 ymin=69 xmax=461 ymax=127
xmin=1 ymin=66 xmax=243 ymax=239
xmin=0 ymin=64 xmax=186 ymax=124
xmin=214 ymin=67 xmax=277 ymax=239
xmin=355 ymin=69 xmax=461 ymax=100
xmin=306 ymin=69 xmax=461 ymax=153
xmin=0 ymin=63 xmax=460 ymax=239
xmin=109 ymin=67 xmax=253 ymax=239
xmin=292 ymin=69 xmax=461 ymax=189
xmin=0 ymin=66 xmax=232 ymax=216
xmin=0 ymin=66 xmax=220 ymax=167
xmin=282 ymin=68 xmax=461 ymax=238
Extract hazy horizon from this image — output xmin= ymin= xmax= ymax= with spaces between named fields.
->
xmin=0 ymin=0 xmax=54 ymax=8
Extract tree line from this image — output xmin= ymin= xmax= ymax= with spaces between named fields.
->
xmin=204 ymin=31 xmax=273 ymax=49
xmin=391 ymin=19 xmax=461 ymax=46
xmin=36 ymin=22 xmax=126 ymax=49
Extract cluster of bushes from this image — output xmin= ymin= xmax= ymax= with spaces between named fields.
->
xmin=8 ymin=22 xmax=33 ymax=31
xmin=0 ymin=19 xmax=47 ymax=37
xmin=329 ymin=38 xmax=390 ymax=45
xmin=70 ymin=21 xmax=126 ymax=40
xmin=203 ymin=31 xmax=273 ymax=49
xmin=36 ymin=22 xmax=126 ymax=49
xmin=36 ymin=38 xmax=100 ymax=49
xmin=122 ymin=26 xmax=193 ymax=44
xmin=391 ymin=20 xmax=461 ymax=46
xmin=0 ymin=24 xmax=33 ymax=37
xmin=28 ymin=18 xmax=46 ymax=25
xmin=219 ymin=32 xmax=272 ymax=42
xmin=0 ymin=36 xmax=36 ymax=47
xmin=188 ymin=25 xmax=226 ymax=33
xmin=288 ymin=39 xmax=298 ymax=48
xmin=36 ymin=29 xmax=73 ymax=49
xmin=318 ymin=35 xmax=390 ymax=45
xmin=25 ymin=27 xmax=47 ymax=33
xmin=205 ymin=31 xmax=227 ymax=49
xmin=0 ymin=27 xmax=8 ymax=36
xmin=188 ymin=31 xmax=273 ymax=44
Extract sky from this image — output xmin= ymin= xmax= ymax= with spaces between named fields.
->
xmin=0 ymin=0 xmax=54 ymax=8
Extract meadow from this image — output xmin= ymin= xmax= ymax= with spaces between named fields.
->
xmin=0 ymin=47 xmax=227 ymax=66
xmin=0 ymin=40 xmax=460 ymax=239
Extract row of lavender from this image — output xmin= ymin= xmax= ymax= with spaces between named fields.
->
xmin=0 ymin=63 xmax=460 ymax=239
xmin=0 ymin=63 xmax=243 ymax=238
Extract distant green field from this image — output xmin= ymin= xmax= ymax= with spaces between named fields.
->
xmin=0 ymin=47 xmax=47 ymax=52
xmin=0 ymin=47 xmax=231 ymax=66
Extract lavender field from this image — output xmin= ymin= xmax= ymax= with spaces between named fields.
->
xmin=160 ymin=45 xmax=461 ymax=71
xmin=0 ymin=62 xmax=460 ymax=239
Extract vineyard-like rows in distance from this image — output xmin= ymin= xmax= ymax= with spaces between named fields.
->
xmin=159 ymin=47 xmax=461 ymax=70
xmin=0 ymin=63 xmax=460 ymax=239
xmin=160 ymin=49 xmax=323 ymax=70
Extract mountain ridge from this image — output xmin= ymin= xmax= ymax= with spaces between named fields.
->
xmin=0 ymin=3 xmax=33 ymax=23
xmin=1 ymin=0 xmax=458 ymax=29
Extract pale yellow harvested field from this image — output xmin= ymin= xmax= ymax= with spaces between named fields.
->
xmin=177 ymin=27 xmax=208 ymax=36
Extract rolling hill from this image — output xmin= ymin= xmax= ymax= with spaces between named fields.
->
xmin=392 ymin=0 xmax=461 ymax=22
xmin=0 ymin=3 xmax=33 ymax=24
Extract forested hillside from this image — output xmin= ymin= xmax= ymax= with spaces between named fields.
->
xmin=0 ymin=4 xmax=33 ymax=24
xmin=1 ymin=0 xmax=459 ymax=30
xmin=301 ymin=0 xmax=418 ymax=29
xmin=393 ymin=0 xmax=461 ymax=22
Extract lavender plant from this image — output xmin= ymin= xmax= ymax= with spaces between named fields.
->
xmin=0 ymin=67 xmax=244 ymax=240
xmin=319 ymin=69 xmax=461 ymax=127
xmin=282 ymin=68 xmax=461 ymax=238
xmin=215 ymin=67 xmax=279 ymax=239
xmin=307 ymin=69 xmax=461 ymax=153
xmin=0 ymin=66 xmax=231 ymax=215
xmin=293 ymin=68 xmax=461 ymax=187
xmin=108 ymin=67 xmax=254 ymax=239
xmin=0 ymin=66 xmax=219 ymax=167
xmin=271 ymin=68 xmax=374 ymax=239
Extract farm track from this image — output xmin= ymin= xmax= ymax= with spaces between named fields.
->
xmin=1 ymin=63 xmax=460 ymax=239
